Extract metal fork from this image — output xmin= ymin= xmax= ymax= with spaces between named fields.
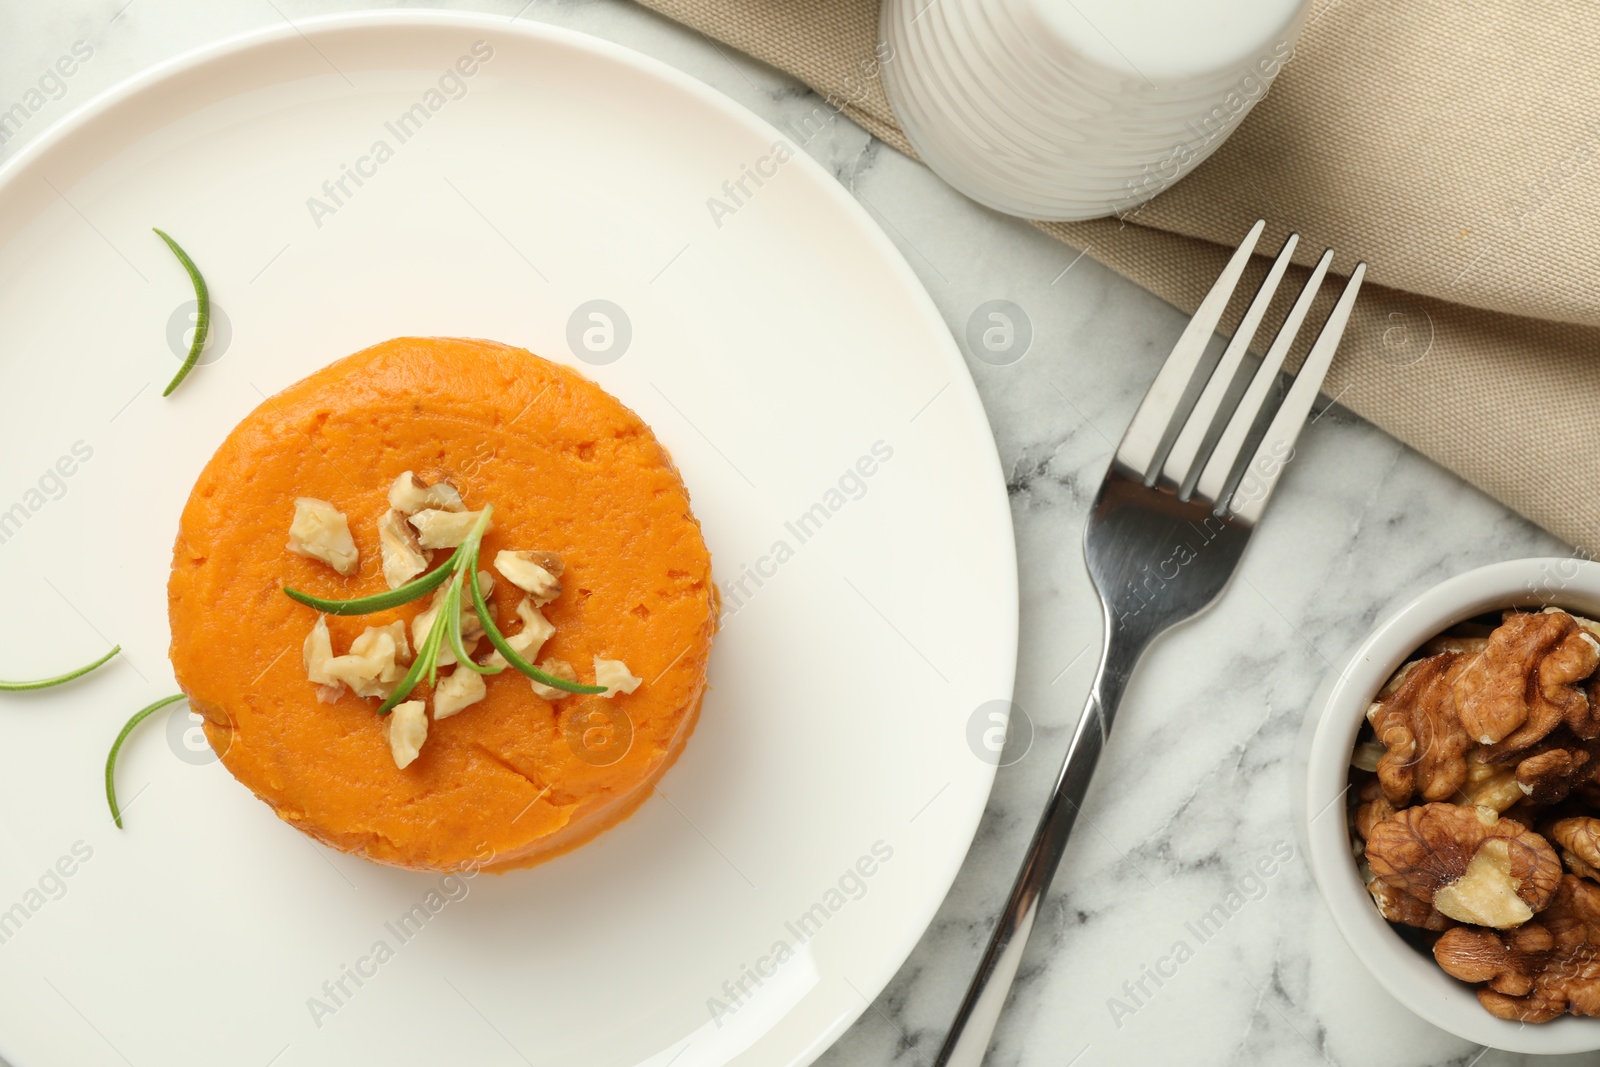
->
xmin=935 ymin=220 xmax=1366 ymax=1066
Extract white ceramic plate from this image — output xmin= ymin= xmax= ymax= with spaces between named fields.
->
xmin=0 ymin=13 xmax=1016 ymax=1067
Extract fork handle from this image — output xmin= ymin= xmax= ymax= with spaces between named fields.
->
xmin=934 ymin=624 xmax=1148 ymax=1067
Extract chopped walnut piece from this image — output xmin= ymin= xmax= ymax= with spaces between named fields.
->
xmin=303 ymin=616 xmax=343 ymax=703
xmin=383 ymin=700 xmax=428 ymax=769
xmin=594 ymin=657 xmax=642 ymax=698
xmin=480 ymin=597 xmax=556 ymax=672
xmin=1551 ymin=818 xmax=1600 ymax=883
xmin=323 ymin=621 xmax=412 ymax=700
xmin=1365 ymin=803 xmax=1562 ymax=928
xmin=378 ymin=508 xmax=430 ymax=589
xmin=1368 ymin=876 xmax=1452 ymax=930
xmin=1455 ymin=746 xmax=1525 ymax=813
xmin=1440 ymin=875 xmax=1600 ymax=1022
xmin=409 ymin=508 xmax=488 ymax=550
xmin=529 ymin=658 xmax=578 ymax=700
xmin=1454 ymin=610 xmax=1600 ymax=756
xmin=387 ymin=470 xmax=465 ymax=515
xmin=287 ymin=497 xmax=359 ymax=575
xmin=433 ymin=669 xmax=486 ymax=720
xmin=494 ymin=550 xmax=564 ymax=604
xmin=1368 ymin=652 xmax=1473 ymax=805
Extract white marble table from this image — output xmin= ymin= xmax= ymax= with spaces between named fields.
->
xmin=2 ymin=2 xmax=1580 ymax=1065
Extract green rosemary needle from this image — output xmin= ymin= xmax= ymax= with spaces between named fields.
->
xmin=466 ymin=540 xmax=606 ymax=695
xmin=377 ymin=606 xmax=448 ymax=715
xmin=284 ymin=548 xmax=460 ymax=615
xmin=447 ymin=573 xmax=501 ymax=678
xmin=105 ymin=693 xmax=187 ymax=828
xmin=153 ymin=228 xmax=209 ymax=397
xmin=0 ymin=645 xmax=120 ymax=690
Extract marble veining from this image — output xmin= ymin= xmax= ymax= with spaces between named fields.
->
xmin=1 ymin=1 xmax=1581 ymax=1065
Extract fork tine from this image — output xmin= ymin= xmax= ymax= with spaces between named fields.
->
xmin=1113 ymin=219 xmax=1265 ymax=477
xmin=1159 ymin=232 xmax=1300 ymax=492
xmin=1222 ymin=261 xmax=1367 ymax=525
xmin=1192 ymin=248 xmax=1335 ymax=506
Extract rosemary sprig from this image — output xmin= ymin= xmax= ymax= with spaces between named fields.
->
xmin=153 ymin=228 xmax=209 ymax=397
xmin=289 ymin=503 xmax=608 ymax=710
xmin=284 ymin=549 xmax=459 ymax=615
xmin=105 ymin=693 xmax=187 ymax=828
xmin=465 ymin=539 xmax=606 ymax=695
xmin=375 ymin=507 xmax=500 ymax=715
xmin=0 ymin=645 xmax=120 ymax=690
xmin=444 ymin=573 xmax=499 ymax=677
xmin=377 ymin=603 xmax=449 ymax=715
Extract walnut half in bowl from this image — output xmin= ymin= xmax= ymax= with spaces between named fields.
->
xmin=1298 ymin=559 xmax=1600 ymax=1054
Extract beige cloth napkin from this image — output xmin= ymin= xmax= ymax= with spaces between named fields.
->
xmin=638 ymin=0 xmax=1600 ymax=556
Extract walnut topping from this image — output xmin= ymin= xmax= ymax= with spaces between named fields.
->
xmin=1551 ymin=818 xmax=1600 ymax=883
xmin=1437 ymin=875 xmax=1600 ymax=1022
xmin=529 ymin=658 xmax=578 ymax=700
xmin=594 ymin=657 xmax=642 ymax=698
xmin=1368 ymin=652 xmax=1473 ymax=805
xmin=1365 ymin=803 xmax=1562 ymax=929
xmin=333 ymin=621 xmax=412 ymax=699
xmin=387 ymin=470 xmax=465 ymax=515
xmin=303 ymin=615 xmax=342 ymax=703
xmin=383 ymin=700 xmax=428 ymax=769
xmin=285 ymin=471 xmax=649 ymax=789
xmin=1453 ymin=610 xmax=1600 ymax=756
xmin=307 ymin=620 xmax=412 ymax=701
xmin=481 ymin=597 xmax=556 ymax=671
xmin=378 ymin=508 xmax=430 ymax=589
xmin=409 ymin=508 xmax=488 ymax=549
xmin=287 ymin=497 xmax=359 ymax=575
xmin=494 ymin=550 xmax=564 ymax=604
xmin=432 ymin=668 xmax=486 ymax=720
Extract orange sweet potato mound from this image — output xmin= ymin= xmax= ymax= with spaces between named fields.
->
xmin=168 ymin=337 xmax=716 ymax=871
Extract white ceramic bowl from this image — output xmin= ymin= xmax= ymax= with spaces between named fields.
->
xmin=1296 ymin=557 xmax=1600 ymax=1054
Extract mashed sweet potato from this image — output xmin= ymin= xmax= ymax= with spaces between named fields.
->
xmin=167 ymin=337 xmax=715 ymax=871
